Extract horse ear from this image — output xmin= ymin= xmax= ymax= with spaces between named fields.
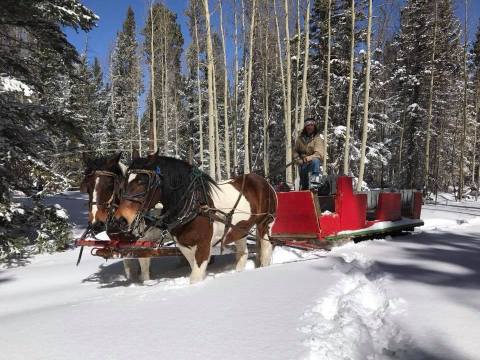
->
xmin=132 ymin=149 xmax=140 ymax=160
xmin=114 ymin=152 xmax=122 ymax=163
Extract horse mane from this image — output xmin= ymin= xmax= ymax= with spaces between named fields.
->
xmin=85 ymin=155 xmax=125 ymax=178
xmin=129 ymin=155 xmax=217 ymax=219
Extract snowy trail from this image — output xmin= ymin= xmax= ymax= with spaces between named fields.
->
xmin=1 ymin=192 xmax=480 ymax=360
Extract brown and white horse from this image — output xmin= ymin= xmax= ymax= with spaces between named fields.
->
xmin=80 ymin=153 xmax=151 ymax=282
xmin=114 ymin=154 xmax=277 ymax=284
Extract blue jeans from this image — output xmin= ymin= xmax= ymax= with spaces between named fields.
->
xmin=299 ymin=158 xmax=321 ymax=190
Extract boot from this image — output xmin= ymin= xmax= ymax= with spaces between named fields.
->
xmin=309 ymin=174 xmax=321 ymax=189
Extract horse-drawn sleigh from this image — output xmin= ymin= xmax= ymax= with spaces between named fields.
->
xmin=76 ymin=153 xmax=423 ymax=283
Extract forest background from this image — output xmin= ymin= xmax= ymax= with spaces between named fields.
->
xmin=1 ymin=0 xmax=480 ymax=260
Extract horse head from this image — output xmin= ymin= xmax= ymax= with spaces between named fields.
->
xmin=80 ymin=152 xmax=125 ymax=231
xmin=114 ymin=153 xmax=214 ymax=235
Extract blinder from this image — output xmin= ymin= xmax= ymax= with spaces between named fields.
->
xmin=119 ymin=168 xmax=163 ymax=236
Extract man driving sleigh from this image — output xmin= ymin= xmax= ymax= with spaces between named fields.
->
xmin=293 ymin=117 xmax=325 ymax=191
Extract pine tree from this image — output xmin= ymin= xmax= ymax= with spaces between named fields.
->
xmin=143 ymin=3 xmax=184 ymax=157
xmin=0 ymin=0 xmax=97 ymax=261
xmin=390 ymin=0 xmax=463 ymax=190
xmin=109 ymin=7 xmax=142 ymax=156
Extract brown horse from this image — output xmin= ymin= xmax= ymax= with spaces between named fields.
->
xmin=114 ymin=153 xmax=277 ymax=284
xmin=80 ymin=153 xmax=151 ymax=282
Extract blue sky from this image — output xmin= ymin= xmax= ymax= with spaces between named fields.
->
xmin=65 ymin=0 xmax=480 ymax=115
xmin=66 ymin=0 xmax=480 ymax=76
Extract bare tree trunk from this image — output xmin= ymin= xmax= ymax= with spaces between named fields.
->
xmin=424 ymin=0 xmax=438 ymax=194
xmin=459 ymin=0 xmax=468 ymax=199
xmin=163 ymin=9 xmax=169 ymax=154
xmin=323 ymin=0 xmax=332 ymax=176
xmin=213 ymin=61 xmax=221 ymax=180
xmin=284 ymin=0 xmax=293 ymax=183
xmin=294 ymin=0 xmax=301 ymax=133
xmin=356 ymin=0 xmax=372 ymax=191
xmin=474 ymin=86 xmax=479 ymax=186
xmin=274 ymin=0 xmax=289 ymax=181
xmin=203 ymin=0 xmax=216 ymax=179
xmin=174 ymin=94 xmax=179 ymax=157
xmin=150 ymin=3 xmax=157 ymax=153
xmin=194 ymin=9 xmax=204 ymax=169
xmin=299 ymin=0 xmax=311 ymax=130
xmin=233 ymin=0 xmax=239 ymax=174
xmin=343 ymin=0 xmax=355 ymax=175
xmin=219 ymin=0 xmax=231 ymax=178
xmin=243 ymin=0 xmax=257 ymax=174
xmin=263 ymin=18 xmax=270 ymax=178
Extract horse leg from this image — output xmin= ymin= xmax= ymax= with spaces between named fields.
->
xmin=138 ymin=258 xmax=151 ymax=282
xmin=177 ymin=243 xmax=211 ymax=284
xmin=256 ymin=221 xmax=273 ymax=267
xmin=123 ymin=258 xmax=137 ymax=281
xmin=235 ymin=237 xmax=249 ymax=271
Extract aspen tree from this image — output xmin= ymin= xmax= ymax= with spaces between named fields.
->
xmin=424 ymin=0 xmax=438 ymax=194
xmin=193 ymin=7 xmax=204 ymax=169
xmin=299 ymin=0 xmax=311 ymax=130
xmin=322 ymin=0 xmax=331 ymax=176
xmin=243 ymin=0 xmax=257 ymax=174
xmin=233 ymin=0 xmax=239 ymax=173
xmin=343 ymin=0 xmax=355 ymax=175
xmin=294 ymin=0 xmax=301 ymax=132
xmin=213 ymin=60 xmax=221 ymax=180
xmin=459 ymin=0 xmax=468 ymax=199
xmin=219 ymin=0 xmax=231 ymax=177
xmin=284 ymin=0 xmax=293 ymax=183
xmin=163 ymin=8 xmax=169 ymax=152
xmin=474 ymin=86 xmax=479 ymax=185
xmin=263 ymin=4 xmax=270 ymax=178
xmin=356 ymin=0 xmax=372 ymax=191
xmin=150 ymin=3 xmax=157 ymax=152
xmin=202 ymin=0 xmax=216 ymax=178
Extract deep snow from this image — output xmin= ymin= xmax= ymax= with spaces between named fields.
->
xmin=1 ymin=193 xmax=480 ymax=360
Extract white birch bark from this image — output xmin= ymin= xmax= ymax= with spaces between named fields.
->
xmin=356 ymin=0 xmax=372 ymax=191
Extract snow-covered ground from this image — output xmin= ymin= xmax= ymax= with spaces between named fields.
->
xmin=1 ymin=193 xmax=480 ymax=360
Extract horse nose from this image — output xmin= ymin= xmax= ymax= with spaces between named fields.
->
xmin=91 ymin=221 xmax=105 ymax=232
xmin=112 ymin=216 xmax=128 ymax=231
xmin=118 ymin=217 xmax=128 ymax=228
